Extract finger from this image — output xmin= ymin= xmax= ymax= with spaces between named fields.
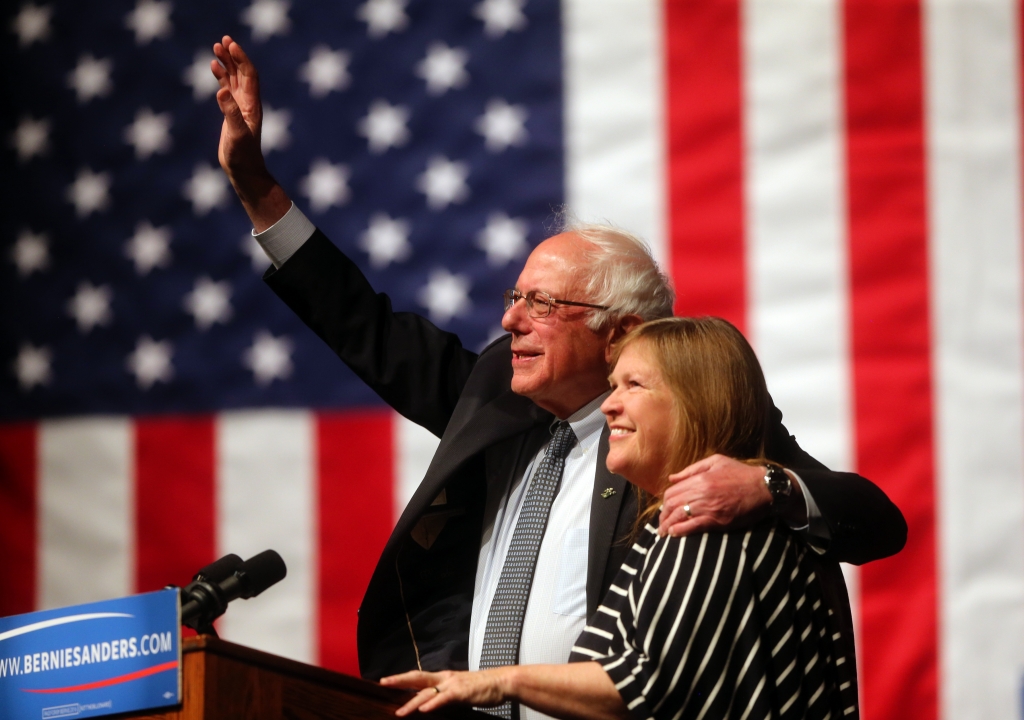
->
xmin=227 ymin=38 xmax=256 ymax=76
xmin=381 ymin=671 xmax=438 ymax=689
xmin=663 ymin=515 xmax=719 ymax=538
xmin=670 ymin=457 xmax=716 ymax=482
xmin=661 ymin=479 xmax=698 ymax=503
xmin=216 ymin=87 xmax=245 ymax=127
xmin=213 ymin=42 xmax=236 ymax=77
xmin=395 ymin=688 xmax=438 ymax=717
xmin=413 ymin=692 xmax=455 ymax=714
xmin=210 ymin=58 xmax=228 ymax=84
xmin=658 ymin=503 xmax=699 ymax=536
xmin=659 ymin=500 xmax=694 ymax=525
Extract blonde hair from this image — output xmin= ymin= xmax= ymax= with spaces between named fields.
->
xmin=610 ymin=317 xmax=772 ymax=531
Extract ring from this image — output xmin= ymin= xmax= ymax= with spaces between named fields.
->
xmin=683 ymin=503 xmax=693 ymax=518
xmin=434 ymin=687 xmax=442 ymax=694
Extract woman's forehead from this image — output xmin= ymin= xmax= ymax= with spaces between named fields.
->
xmin=615 ymin=341 xmax=657 ymax=374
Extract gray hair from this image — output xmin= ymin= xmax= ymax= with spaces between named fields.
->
xmin=554 ymin=215 xmax=675 ymax=330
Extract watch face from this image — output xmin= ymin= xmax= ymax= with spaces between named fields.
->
xmin=766 ymin=465 xmax=792 ymax=498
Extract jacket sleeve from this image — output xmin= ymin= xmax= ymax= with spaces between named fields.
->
xmin=766 ymin=403 xmax=908 ymax=565
xmin=263 ymin=229 xmax=479 ymax=438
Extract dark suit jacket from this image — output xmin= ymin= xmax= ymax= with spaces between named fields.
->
xmin=266 ymin=230 xmax=907 ymax=680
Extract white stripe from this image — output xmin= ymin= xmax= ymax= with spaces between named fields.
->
xmin=743 ymin=0 xmax=853 ymax=475
xmin=39 ymin=417 xmax=133 ymax=609
xmin=780 ymin=687 xmax=801 ymax=716
xmin=217 ymin=410 xmax=316 ymax=664
xmin=738 ymin=673 xmax=767 ymax=720
xmin=924 ymin=1 xmax=1024 ymax=718
xmin=583 ymin=625 xmax=615 ymax=640
xmin=571 ymin=645 xmax=605 ymax=659
xmin=394 ymin=414 xmax=440 ymax=523
xmin=776 ymin=657 xmax=796 ymax=687
xmin=0 ymin=613 xmax=132 ymax=643
xmin=562 ymin=0 xmax=667 ymax=264
xmin=603 ymin=654 xmax=627 ymax=671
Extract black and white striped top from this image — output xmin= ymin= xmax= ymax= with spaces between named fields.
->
xmin=569 ymin=519 xmax=859 ymax=720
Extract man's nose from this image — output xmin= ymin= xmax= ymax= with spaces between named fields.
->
xmin=502 ymin=297 xmax=530 ymax=333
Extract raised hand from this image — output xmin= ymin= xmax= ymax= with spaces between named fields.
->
xmin=658 ymin=454 xmax=804 ymax=537
xmin=210 ymin=35 xmax=290 ymax=231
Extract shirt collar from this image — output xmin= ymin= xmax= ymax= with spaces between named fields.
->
xmin=561 ymin=391 xmax=610 ymax=452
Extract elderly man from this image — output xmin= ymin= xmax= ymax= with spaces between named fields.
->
xmin=211 ymin=35 xmax=905 ymax=695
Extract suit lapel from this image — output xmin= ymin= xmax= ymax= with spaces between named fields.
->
xmin=586 ymin=425 xmax=630 ymax=616
xmin=393 ymin=389 xmax=551 ymax=535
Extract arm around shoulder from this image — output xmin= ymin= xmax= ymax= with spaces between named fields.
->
xmin=768 ymin=405 xmax=907 ymax=564
xmin=794 ymin=467 xmax=907 ymax=565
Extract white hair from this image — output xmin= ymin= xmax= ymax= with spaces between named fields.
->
xmin=554 ymin=214 xmax=675 ymax=330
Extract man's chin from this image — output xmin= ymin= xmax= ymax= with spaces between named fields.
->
xmin=509 ymin=373 xmax=541 ymax=400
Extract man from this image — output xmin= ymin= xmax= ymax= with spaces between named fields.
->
xmin=210 ymin=35 xmax=906 ymax=691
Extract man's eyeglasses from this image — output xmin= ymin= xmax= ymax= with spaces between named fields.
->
xmin=503 ymin=289 xmax=610 ymax=318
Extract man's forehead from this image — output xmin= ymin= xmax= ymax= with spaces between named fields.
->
xmin=516 ymin=233 xmax=590 ymax=292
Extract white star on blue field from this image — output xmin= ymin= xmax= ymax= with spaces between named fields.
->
xmin=2 ymin=0 xmax=563 ymax=419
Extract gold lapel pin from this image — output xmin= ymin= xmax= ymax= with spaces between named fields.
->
xmin=601 ymin=487 xmax=616 ymax=499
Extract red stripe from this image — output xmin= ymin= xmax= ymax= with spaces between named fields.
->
xmin=316 ymin=410 xmax=394 ymax=676
xmin=842 ymin=3 xmax=938 ymax=719
xmin=23 ymin=660 xmax=178 ymax=694
xmin=135 ymin=417 xmax=216 ymax=592
xmin=0 ymin=423 xmax=37 ymax=617
xmin=664 ymin=0 xmax=747 ymax=331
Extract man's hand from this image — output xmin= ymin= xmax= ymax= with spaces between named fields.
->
xmin=210 ymin=35 xmax=290 ymax=231
xmin=381 ymin=669 xmax=509 ymax=716
xmin=658 ymin=454 xmax=806 ymax=537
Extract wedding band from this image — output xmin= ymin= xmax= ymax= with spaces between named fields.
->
xmin=683 ymin=503 xmax=693 ymax=518
xmin=434 ymin=687 xmax=442 ymax=694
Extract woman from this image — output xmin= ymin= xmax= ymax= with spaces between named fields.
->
xmin=382 ymin=317 xmax=859 ymax=720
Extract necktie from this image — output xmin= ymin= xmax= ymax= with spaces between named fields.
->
xmin=478 ymin=421 xmax=578 ymax=720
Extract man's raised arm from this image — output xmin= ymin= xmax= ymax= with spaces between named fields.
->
xmin=211 ymin=35 xmax=292 ymax=232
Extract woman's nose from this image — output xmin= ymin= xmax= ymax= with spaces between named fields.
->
xmin=600 ymin=389 xmax=621 ymax=418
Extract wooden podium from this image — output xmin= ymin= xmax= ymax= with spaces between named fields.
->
xmin=132 ymin=635 xmax=489 ymax=720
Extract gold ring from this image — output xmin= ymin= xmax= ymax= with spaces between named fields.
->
xmin=683 ymin=503 xmax=693 ymax=518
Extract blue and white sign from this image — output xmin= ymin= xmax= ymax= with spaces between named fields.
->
xmin=0 ymin=589 xmax=180 ymax=720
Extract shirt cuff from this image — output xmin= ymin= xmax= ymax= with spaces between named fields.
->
xmin=252 ymin=202 xmax=316 ymax=268
xmin=788 ymin=471 xmax=831 ymax=546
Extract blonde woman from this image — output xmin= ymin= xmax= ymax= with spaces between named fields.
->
xmin=383 ymin=317 xmax=860 ymax=720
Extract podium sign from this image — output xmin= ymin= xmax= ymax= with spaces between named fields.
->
xmin=0 ymin=589 xmax=181 ymax=719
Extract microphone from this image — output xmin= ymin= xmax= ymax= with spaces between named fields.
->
xmin=180 ymin=550 xmax=287 ymax=635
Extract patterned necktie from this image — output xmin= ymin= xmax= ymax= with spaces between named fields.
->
xmin=479 ymin=421 xmax=578 ymax=720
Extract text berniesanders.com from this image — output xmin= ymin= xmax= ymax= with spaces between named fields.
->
xmin=0 ymin=632 xmax=173 ymax=678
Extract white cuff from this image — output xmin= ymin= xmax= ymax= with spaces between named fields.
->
xmin=788 ymin=471 xmax=830 ymax=543
xmin=253 ymin=202 xmax=316 ymax=268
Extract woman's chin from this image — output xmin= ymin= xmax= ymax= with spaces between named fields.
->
xmin=605 ymin=452 xmax=631 ymax=481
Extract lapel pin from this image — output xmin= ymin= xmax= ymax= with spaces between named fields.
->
xmin=601 ymin=487 xmax=616 ymax=499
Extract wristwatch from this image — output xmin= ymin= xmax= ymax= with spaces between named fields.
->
xmin=763 ymin=462 xmax=792 ymax=505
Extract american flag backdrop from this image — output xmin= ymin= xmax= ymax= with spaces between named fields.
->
xmin=2 ymin=1 xmax=1024 ymax=719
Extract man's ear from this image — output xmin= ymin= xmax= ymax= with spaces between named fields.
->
xmin=604 ymin=314 xmax=644 ymax=362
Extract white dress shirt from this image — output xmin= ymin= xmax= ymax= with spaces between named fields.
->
xmin=467 ymin=394 xmax=608 ymax=720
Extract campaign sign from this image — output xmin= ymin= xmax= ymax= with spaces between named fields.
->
xmin=0 ymin=589 xmax=180 ymax=719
